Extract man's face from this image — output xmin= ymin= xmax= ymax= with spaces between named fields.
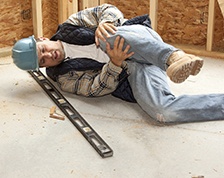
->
xmin=36 ymin=38 xmax=65 ymax=68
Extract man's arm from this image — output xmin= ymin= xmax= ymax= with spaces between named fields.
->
xmin=65 ymin=3 xmax=124 ymax=29
xmin=57 ymin=37 xmax=134 ymax=97
xmin=65 ymin=3 xmax=125 ymax=45
xmin=57 ymin=61 xmax=127 ymax=97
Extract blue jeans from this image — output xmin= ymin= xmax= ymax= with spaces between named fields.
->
xmin=100 ymin=25 xmax=224 ymax=123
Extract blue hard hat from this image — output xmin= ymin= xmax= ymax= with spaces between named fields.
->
xmin=12 ymin=35 xmax=39 ymax=71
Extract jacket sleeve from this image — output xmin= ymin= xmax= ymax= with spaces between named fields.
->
xmin=65 ymin=3 xmax=125 ymax=30
xmin=57 ymin=61 xmax=129 ymax=97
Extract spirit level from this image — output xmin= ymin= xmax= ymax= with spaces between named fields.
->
xmin=28 ymin=70 xmax=113 ymax=158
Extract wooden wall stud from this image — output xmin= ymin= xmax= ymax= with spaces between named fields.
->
xmin=32 ymin=0 xmax=43 ymax=38
xmin=206 ymin=0 xmax=215 ymax=51
xmin=149 ymin=0 xmax=158 ymax=31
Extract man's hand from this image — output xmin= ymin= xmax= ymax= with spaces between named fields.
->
xmin=95 ymin=23 xmax=118 ymax=46
xmin=106 ymin=36 xmax=134 ymax=67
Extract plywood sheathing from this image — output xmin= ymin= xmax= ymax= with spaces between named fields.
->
xmin=42 ymin=0 xmax=59 ymax=39
xmin=109 ymin=0 xmax=149 ymax=19
xmin=0 ymin=0 xmax=33 ymax=48
xmin=109 ymin=0 xmax=224 ymax=52
xmin=157 ymin=0 xmax=209 ymax=46
xmin=0 ymin=0 xmax=224 ymax=52
xmin=0 ymin=0 xmax=59 ymax=48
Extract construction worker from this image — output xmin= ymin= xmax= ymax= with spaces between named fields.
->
xmin=12 ymin=4 xmax=224 ymax=123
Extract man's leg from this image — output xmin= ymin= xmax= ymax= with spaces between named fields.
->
xmin=100 ymin=25 xmax=175 ymax=71
xmin=99 ymin=25 xmax=203 ymax=83
xmin=127 ymin=61 xmax=224 ymax=123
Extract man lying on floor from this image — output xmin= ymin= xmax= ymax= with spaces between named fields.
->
xmin=12 ymin=4 xmax=224 ymax=123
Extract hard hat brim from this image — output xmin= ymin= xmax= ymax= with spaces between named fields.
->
xmin=31 ymin=35 xmax=39 ymax=71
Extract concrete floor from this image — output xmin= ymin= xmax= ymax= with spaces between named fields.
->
xmin=1 ymin=56 xmax=224 ymax=178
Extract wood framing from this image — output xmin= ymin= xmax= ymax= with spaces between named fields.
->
xmin=59 ymin=0 xmax=79 ymax=22
xmin=217 ymin=0 xmax=224 ymax=17
xmin=81 ymin=0 xmax=88 ymax=9
xmin=81 ymin=0 xmax=99 ymax=10
xmin=88 ymin=0 xmax=98 ymax=8
xmin=0 ymin=47 xmax=12 ymax=58
xmin=206 ymin=0 xmax=216 ymax=51
xmin=100 ymin=0 xmax=107 ymax=5
xmin=149 ymin=0 xmax=158 ymax=31
xmin=68 ymin=0 xmax=78 ymax=16
xmin=58 ymin=0 xmax=68 ymax=24
xmin=170 ymin=43 xmax=224 ymax=60
xmin=32 ymin=0 xmax=43 ymax=38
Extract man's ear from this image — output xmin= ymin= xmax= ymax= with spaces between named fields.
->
xmin=39 ymin=37 xmax=49 ymax=41
xmin=36 ymin=37 xmax=49 ymax=42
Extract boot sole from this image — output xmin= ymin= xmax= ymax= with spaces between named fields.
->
xmin=167 ymin=57 xmax=204 ymax=83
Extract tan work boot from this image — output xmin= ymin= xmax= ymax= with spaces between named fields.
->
xmin=166 ymin=51 xmax=204 ymax=83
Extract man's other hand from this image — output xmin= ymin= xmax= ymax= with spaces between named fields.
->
xmin=95 ymin=23 xmax=117 ymax=46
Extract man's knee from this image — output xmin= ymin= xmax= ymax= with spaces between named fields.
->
xmin=151 ymin=105 xmax=179 ymax=123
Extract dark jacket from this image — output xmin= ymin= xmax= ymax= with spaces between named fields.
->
xmin=46 ymin=14 xmax=152 ymax=103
